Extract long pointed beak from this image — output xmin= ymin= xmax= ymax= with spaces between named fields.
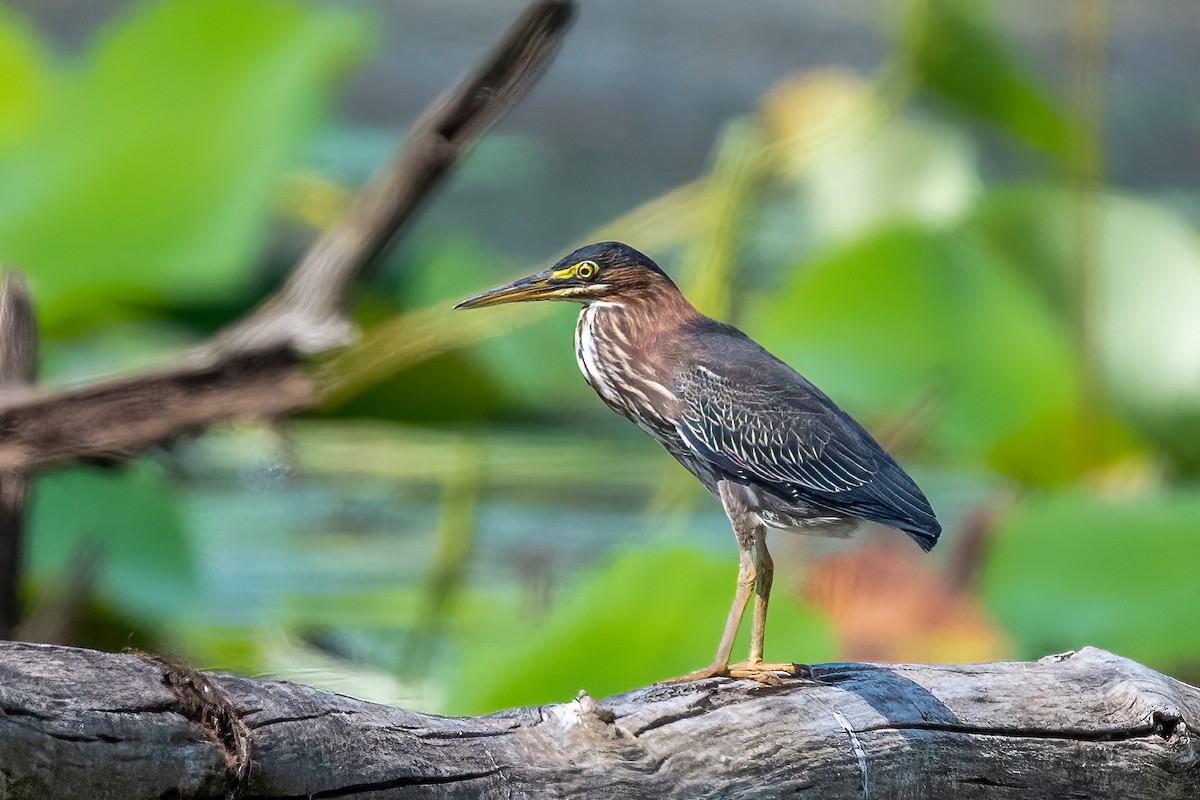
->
xmin=453 ymin=270 xmax=559 ymax=310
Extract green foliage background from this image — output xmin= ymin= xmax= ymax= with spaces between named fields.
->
xmin=4 ymin=0 xmax=1198 ymax=713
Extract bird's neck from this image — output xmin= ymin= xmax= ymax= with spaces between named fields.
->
xmin=581 ymin=285 xmax=699 ymax=347
xmin=574 ymin=287 xmax=699 ymax=411
xmin=574 ymin=289 xmax=694 ymax=433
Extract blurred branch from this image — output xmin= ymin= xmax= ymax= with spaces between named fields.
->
xmin=14 ymin=538 xmax=103 ymax=646
xmin=0 ymin=270 xmax=36 ymax=635
xmin=320 ymin=179 xmax=708 ymax=408
xmin=319 ymin=305 xmax=517 ymax=410
xmin=0 ymin=351 xmax=314 ymax=473
xmin=679 ymin=117 xmax=767 ymax=322
xmin=1068 ymin=0 xmax=1110 ymax=470
xmin=0 ymin=0 xmax=576 ymax=475
xmin=1 ymin=642 xmax=1197 ymax=799
xmin=215 ymin=0 xmax=576 ymax=356
xmin=405 ymin=441 xmax=482 ymax=673
xmin=945 ymin=503 xmax=1000 ymax=593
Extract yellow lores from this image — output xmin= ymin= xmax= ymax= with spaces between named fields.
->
xmin=554 ymin=259 xmax=597 ymax=281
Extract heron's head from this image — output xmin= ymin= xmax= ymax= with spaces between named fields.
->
xmin=454 ymin=242 xmax=678 ymax=310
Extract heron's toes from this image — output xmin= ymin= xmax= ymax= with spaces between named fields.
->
xmin=659 ymin=664 xmax=730 ymax=684
xmin=727 ymin=660 xmax=799 ymax=685
xmin=728 ymin=660 xmax=797 ymax=674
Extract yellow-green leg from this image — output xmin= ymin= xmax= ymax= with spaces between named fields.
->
xmin=729 ymin=529 xmax=797 ymax=679
xmin=662 ymin=544 xmax=755 ymax=683
xmin=664 ymin=482 xmax=798 ymax=684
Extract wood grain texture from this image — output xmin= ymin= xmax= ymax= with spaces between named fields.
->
xmin=0 ymin=642 xmax=1195 ymax=799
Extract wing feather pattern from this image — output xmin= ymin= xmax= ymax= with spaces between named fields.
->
xmin=675 ymin=360 xmax=940 ymax=551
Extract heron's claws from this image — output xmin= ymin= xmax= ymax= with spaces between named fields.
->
xmin=661 ymin=660 xmax=800 ymax=686
xmin=659 ymin=664 xmax=729 ymax=684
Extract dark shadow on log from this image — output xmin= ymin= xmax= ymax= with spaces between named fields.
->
xmin=817 ymin=661 xmax=962 ymax=728
xmin=0 ymin=642 xmax=1196 ymax=799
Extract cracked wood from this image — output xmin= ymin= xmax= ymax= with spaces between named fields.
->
xmin=0 ymin=642 xmax=1196 ymax=799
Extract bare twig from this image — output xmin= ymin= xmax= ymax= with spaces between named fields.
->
xmin=0 ymin=1 xmax=575 ymax=476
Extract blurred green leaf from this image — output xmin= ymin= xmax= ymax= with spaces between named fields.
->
xmin=328 ymin=352 xmax=512 ymax=424
xmin=755 ymin=226 xmax=945 ymax=415
xmin=678 ymin=116 xmax=765 ymax=318
xmin=969 ymin=188 xmax=1200 ymax=469
xmin=752 ymin=224 xmax=1082 ymax=483
xmin=400 ymin=235 xmax=513 ymax=309
xmin=28 ymin=462 xmax=198 ymax=622
xmin=0 ymin=0 xmax=369 ymax=332
xmin=39 ymin=320 xmax=196 ymax=383
xmin=0 ymin=7 xmax=51 ymax=150
xmin=979 ymin=489 xmax=1200 ymax=670
xmin=803 ymin=117 xmax=980 ymax=239
xmin=400 ymin=236 xmax=582 ymax=414
xmin=964 ymin=187 xmax=1074 ymax=308
xmin=326 ymin=236 xmax=603 ymax=422
xmin=903 ymin=0 xmax=1070 ymax=155
xmin=447 ymin=546 xmax=835 ymax=715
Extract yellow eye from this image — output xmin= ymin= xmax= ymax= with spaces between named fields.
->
xmin=575 ymin=260 xmax=598 ymax=280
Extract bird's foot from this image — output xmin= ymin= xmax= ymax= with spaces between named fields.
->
xmin=659 ymin=663 xmax=730 ymax=684
xmin=660 ymin=660 xmax=802 ymax=685
xmin=727 ymin=659 xmax=799 ymax=685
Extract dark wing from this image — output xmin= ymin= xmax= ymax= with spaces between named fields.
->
xmin=672 ymin=326 xmax=940 ymax=550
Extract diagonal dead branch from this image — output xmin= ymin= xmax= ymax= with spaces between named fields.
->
xmin=0 ymin=1 xmax=576 ymax=476
xmin=0 ymin=350 xmax=314 ymax=472
xmin=214 ymin=0 xmax=575 ymax=356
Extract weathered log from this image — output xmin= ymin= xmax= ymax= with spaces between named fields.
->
xmin=0 ymin=642 xmax=1195 ymax=799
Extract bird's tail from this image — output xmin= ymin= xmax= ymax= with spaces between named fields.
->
xmin=903 ymin=522 xmax=941 ymax=553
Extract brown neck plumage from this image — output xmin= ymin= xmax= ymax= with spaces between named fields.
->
xmin=590 ymin=278 xmax=700 ymax=352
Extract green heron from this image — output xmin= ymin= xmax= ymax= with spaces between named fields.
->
xmin=455 ymin=242 xmax=940 ymax=682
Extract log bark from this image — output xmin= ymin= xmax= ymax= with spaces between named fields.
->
xmin=0 ymin=642 xmax=1195 ymax=799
